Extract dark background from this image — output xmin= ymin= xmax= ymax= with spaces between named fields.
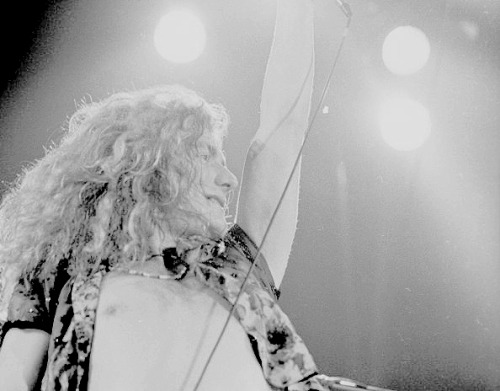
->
xmin=1 ymin=1 xmax=499 ymax=390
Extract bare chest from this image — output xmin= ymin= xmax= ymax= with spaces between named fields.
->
xmin=87 ymin=273 xmax=272 ymax=391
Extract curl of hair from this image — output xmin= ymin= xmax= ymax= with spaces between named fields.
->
xmin=0 ymin=85 xmax=229 ymax=285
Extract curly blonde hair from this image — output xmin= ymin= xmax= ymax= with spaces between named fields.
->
xmin=0 ymin=85 xmax=229 ymax=284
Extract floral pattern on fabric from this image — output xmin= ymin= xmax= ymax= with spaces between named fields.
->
xmin=4 ymin=276 xmax=51 ymax=332
xmin=2 ymin=224 xmax=377 ymax=391
xmin=42 ymin=271 xmax=104 ymax=390
xmin=188 ymin=229 xmax=318 ymax=388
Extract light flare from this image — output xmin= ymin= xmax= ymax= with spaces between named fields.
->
xmin=154 ymin=9 xmax=207 ymax=64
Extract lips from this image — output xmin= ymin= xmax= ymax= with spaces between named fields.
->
xmin=207 ymin=195 xmax=226 ymax=208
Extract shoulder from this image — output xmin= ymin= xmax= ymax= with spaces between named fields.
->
xmin=224 ymin=225 xmax=280 ymax=300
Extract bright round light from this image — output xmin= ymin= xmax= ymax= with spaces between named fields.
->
xmin=379 ymin=97 xmax=432 ymax=151
xmin=154 ymin=10 xmax=207 ymax=64
xmin=382 ymin=26 xmax=430 ymax=75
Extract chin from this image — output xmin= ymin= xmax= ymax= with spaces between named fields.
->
xmin=204 ymin=208 xmax=229 ymax=239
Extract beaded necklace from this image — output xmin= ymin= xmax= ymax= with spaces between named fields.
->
xmin=113 ymin=248 xmax=189 ymax=280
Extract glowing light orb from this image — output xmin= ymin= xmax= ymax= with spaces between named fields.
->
xmin=382 ymin=26 xmax=430 ymax=75
xmin=379 ymin=97 xmax=431 ymax=151
xmin=154 ymin=10 xmax=206 ymax=63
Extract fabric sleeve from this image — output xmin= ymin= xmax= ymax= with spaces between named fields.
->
xmin=225 ymin=224 xmax=280 ymax=300
xmin=0 ymin=259 xmax=70 ymax=346
xmin=1 ymin=275 xmax=52 ymax=338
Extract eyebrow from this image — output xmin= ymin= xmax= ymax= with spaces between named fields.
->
xmin=197 ymin=143 xmax=227 ymax=166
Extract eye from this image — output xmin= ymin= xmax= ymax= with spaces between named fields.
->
xmin=199 ymin=153 xmax=211 ymax=162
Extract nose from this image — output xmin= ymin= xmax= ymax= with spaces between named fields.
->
xmin=216 ymin=165 xmax=238 ymax=192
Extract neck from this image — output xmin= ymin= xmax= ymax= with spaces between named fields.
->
xmin=151 ymin=229 xmax=177 ymax=254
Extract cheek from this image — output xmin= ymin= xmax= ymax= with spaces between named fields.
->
xmin=198 ymin=167 xmax=215 ymax=190
xmin=189 ymin=165 xmax=204 ymax=191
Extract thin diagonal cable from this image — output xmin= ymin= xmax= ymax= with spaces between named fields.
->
xmin=192 ymin=16 xmax=352 ymax=391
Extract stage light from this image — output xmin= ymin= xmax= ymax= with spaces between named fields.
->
xmin=154 ymin=9 xmax=206 ymax=64
xmin=382 ymin=26 xmax=430 ymax=75
xmin=379 ymin=96 xmax=431 ymax=151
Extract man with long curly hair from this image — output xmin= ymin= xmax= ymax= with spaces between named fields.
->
xmin=0 ymin=1 xmax=357 ymax=390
